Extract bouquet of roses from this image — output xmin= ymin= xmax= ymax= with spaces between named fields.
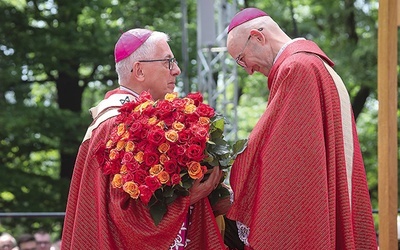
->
xmin=98 ymin=91 xmax=247 ymax=225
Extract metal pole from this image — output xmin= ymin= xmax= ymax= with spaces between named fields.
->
xmin=0 ymin=212 xmax=65 ymax=218
xmin=180 ymin=0 xmax=190 ymax=94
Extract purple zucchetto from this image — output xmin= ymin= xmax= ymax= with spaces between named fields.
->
xmin=228 ymin=8 xmax=268 ymax=33
xmin=114 ymin=29 xmax=152 ymax=63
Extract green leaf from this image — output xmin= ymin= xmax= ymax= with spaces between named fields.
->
xmin=232 ymin=139 xmax=248 ymax=157
xmin=180 ymin=174 xmax=194 ymax=189
xmin=212 ymin=144 xmax=230 ymax=155
xmin=149 ymin=201 xmax=168 ymax=226
xmin=162 ymin=186 xmax=174 ymax=198
xmin=165 ymin=193 xmax=178 ymax=205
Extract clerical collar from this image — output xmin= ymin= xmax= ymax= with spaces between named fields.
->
xmin=119 ymin=85 xmax=140 ymax=98
xmin=274 ymin=38 xmax=306 ymax=63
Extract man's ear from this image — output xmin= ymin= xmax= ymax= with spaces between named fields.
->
xmin=250 ymin=29 xmax=265 ymax=45
xmin=132 ymin=62 xmax=145 ymax=81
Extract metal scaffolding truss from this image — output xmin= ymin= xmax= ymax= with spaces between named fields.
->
xmin=196 ymin=0 xmax=239 ymax=141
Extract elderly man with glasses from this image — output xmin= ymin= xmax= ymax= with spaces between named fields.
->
xmin=0 ymin=233 xmax=17 ymax=250
xmin=61 ymin=28 xmax=227 ymax=250
xmin=225 ymin=7 xmax=377 ymax=250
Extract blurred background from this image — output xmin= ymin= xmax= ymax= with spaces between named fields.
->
xmin=0 ymin=0 xmax=396 ymax=244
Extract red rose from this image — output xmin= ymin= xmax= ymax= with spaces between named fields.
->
xmin=122 ymin=152 xmax=134 ymax=164
xmin=178 ymin=130 xmax=191 ymax=143
xmin=177 ymin=154 xmax=190 ymax=167
xmin=185 ymin=113 xmax=200 ymax=125
xmin=191 ymin=125 xmax=209 ymax=140
xmin=167 ymin=145 xmax=185 ymax=159
xmin=163 ymin=116 xmax=175 ymax=127
xmin=118 ymin=101 xmax=137 ymax=115
xmin=189 ymin=136 xmax=206 ymax=148
xmin=196 ymin=103 xmax=215 ymax=117
xmin=170 ymin=173 xmax=181 ymax=185
xmin=186 ymin=92 xmax=203 ymax=105
xmin=103 ymin=160 xmax=120 ymax=175
xmin=129 ymin=121 xmax=144 ymax=139
xmin=164 ymin=160 xmax=178 ymax=174
xmin=144 ymin=151 xmax=159 ymax=167
xmin=139 ymin=185 xmax=153 ymax=205
xmin=135 ymin=140 xmax=148 ymax=152
xmin=125 ymin=161 xmax=140 ymax=172
xmin=133 ymin=169 xmax=148 ymax=185
xmin=171 ymin=98 xmax=187 ymax=110
xmin=148 ymin=127 xmax=166 ymax=145
xmin=186 ymin=144 xmax=205 ymax=161
xmin=145 ymin=175 xmax=162 ymax=191
xmin=123 ymin=172 xmax=135 ymax=182
xmin=156 ymin=100 xmax=174 ymax=118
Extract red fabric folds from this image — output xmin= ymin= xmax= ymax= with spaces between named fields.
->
xmin=61 ymin=88 xmax=226 ymax=250
xmin=226 ymin=40 xmax=377 ymax=249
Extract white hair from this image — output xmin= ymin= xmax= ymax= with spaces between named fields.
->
xmin=0 ymin=233 xmax=17 ymax=247
xmin=115 ymin=29 xmax=170 ymax=85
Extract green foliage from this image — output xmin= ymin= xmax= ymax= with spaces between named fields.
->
xmin=205 ymin=114 xmax=248 ymax=207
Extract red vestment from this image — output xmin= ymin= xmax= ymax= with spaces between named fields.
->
xmin=226 ymin=40 xmax=377 ymax=249
xmin=61 ymin=88 xmax=226 ymax=250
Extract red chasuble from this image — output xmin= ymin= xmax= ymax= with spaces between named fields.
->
xmin=61 ymin=88 xmax=225 ymax=250
xmin=226 ymin=40 xmax=377 ymax=249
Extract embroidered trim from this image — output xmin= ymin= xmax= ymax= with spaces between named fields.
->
xmin=82 ymin=94 xmax=136 ymax=142
xmin=236 ymin=221 xmax=250 ymax=246
xmin=169 ymin=206 xmax=193 ymax=250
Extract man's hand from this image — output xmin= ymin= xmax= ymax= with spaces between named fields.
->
xmin=189 ymin=167 xmax=223 ymax=205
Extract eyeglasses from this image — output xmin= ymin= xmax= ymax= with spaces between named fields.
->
xmin=1 ymin=244 xmax=13 ymax=250
xmin=235 ymin=28 xmax=263 ymax=68
xmin=37 ymin=241 xmax=50 ymax=245
xmin=138 ymin=58 xmax=178 ymax=70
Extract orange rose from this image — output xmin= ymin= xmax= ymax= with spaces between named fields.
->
xmin=121 ymin=131 xmax=130 ymax=140
xmin=158 ymin=142 xmax=170 ymax=153
xmin=117 ymin=123 xmax=126 ymax=136
xmin=111 ymin=174 xmax=124 ymax=188
xmin=159 ymin=154 xmax=170 ymax=165
xmin=109 ymin=149 xmax=119 ymax=160
xmin=149 ymin=164 xmax=163 ymax=176
xmin=198 ymin=117 xmax=210 ymax=126
xmin=120 ymin=165 xmax=128 ymax=174
xmin=184 ymin=104 xmax=196 ymax=114
xmin=116 ymin=140 xmax=126 ymax=151
xmin=134 ymin=151 xmax=144 ymax=163
xmin=187 ymin=161 xmax=204 ymax=179
xmin=165 ymin=130 xmax=179 ymax=143
xmin=165 ymin=92 xmax=178 ymax=101
xmin=156 ymin=120 xmax=166 ymax=129
xmin=157 ymin=171 xmax=170 ymax=184
xmin=148 ymin=116 xmax=158 ymax=125
xmin=183 ymin=97 xmax=194 ymax=105
xmin=125 ymin=141 xmax=135 ymax=152
xmin=134 ymin=100 xmax=153 ymax=113
xmin=172 ymin=121 xmax=185 ymax=131
xmin=106 ymin=139 xmax=114 ymax=149
xmin=123 ymin=181 xmax=140 ymax=199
